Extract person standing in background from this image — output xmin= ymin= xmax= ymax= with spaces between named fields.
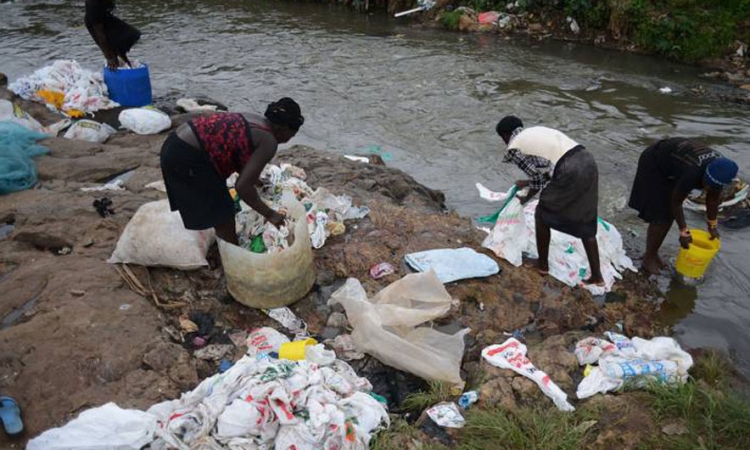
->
xmin=85 ymin=0 xmax=141 ymax=70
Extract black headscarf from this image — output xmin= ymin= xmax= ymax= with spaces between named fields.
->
xmin=265 ymin=98 xmax=304 ymax=131
xmin=495 ymin=115 xmax=524 ymax=136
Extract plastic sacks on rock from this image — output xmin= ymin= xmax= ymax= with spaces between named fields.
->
xmin=0 ymin=100 xmax=69 ymax=135
xmin=482 ymin=338 xmax=575 ymax=412
xmin=328 ymin=270 xmax=470 ymax=385
xmin=9 ymin=60 xmax=119 ymax=114
xmin=119 ymin=107 xmax=172 ymax=135
xmin=26 ymin=403 xmax=158 ymax=450
xmin=27 ymin=356 xmax=389 ymax=450
xmin=404 ymin=247 xmax=500 ymax=284
xmin=478 ymin=185 xmax=636 ymax=294
xmin=64 ymin=119 xmax=117 ymax=143
xmin=108 ymin=200 xmax=216 ymax=270
xmin=0 ymin=122 xmax=49 ymax=195
xmin=575 ymin=332 xmax=694 ymax=399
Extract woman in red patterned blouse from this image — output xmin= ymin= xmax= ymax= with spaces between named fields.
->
xmin=160 ymin=98 xmax=304 ymax=245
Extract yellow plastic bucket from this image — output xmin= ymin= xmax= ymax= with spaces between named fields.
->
xmin=278 ymin=338 xmax=317 ymax=361
xmin=675 ymin=229 xmax=720 ymax=279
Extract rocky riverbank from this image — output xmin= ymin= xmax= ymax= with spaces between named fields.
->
xmin=1 ymin=89 xmax=748 ymax=448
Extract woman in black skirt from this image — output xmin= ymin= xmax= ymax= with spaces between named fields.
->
xmin=160 ymin=98 xmax=304 ymax=245
xmin=629 ymin=138 xmax=738 ymax=275
xmin=497 ymin=116 xmax=604 ymax=287
xmin=85 ymin=0 xmax=141 ymax=70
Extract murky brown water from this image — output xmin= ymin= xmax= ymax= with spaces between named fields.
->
xmin=2 ymin=0 xmax=750 ymax=374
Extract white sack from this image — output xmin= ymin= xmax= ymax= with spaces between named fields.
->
xmin=108 ymin=199 xmax=215 ymax=270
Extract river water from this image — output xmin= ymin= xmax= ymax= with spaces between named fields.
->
xmin=2 ymin=0 xmax=750 ymax=374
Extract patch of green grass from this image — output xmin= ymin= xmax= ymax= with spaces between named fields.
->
xmin=371 ymin=418 xmax=449 ymax=450
xmin=691 ymin=350 xmax=733 ymax=387
xmin=458 ymin=407 xmax=596 ymax=450
xmin=402 ymin=381 xmax=454 ymax=412
xmin=645 ymin=380 xmax=750 ymax=450
xmin=440 ymin=10 xmax=463 ymax=31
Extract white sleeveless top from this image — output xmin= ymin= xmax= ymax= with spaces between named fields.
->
xmin=508 ymin=126 xmax=580 ymax=164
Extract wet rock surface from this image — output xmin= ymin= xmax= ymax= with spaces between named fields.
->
xmin=1 ymin=91 xmax=665 ymax=446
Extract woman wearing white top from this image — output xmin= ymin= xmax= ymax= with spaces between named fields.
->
xmin=496 ymin=116 xmax=604 ymax=287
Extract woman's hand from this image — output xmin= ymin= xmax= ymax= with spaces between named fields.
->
xmin=106 ymin=56 xmax=119 ymax=70
xmin=679 ymin=229 xmax=693 ymax=249
xmin=267 ymin=211 xmax=287 ymax=229
xmin=708 ymin=225 xmax=720 ymax=240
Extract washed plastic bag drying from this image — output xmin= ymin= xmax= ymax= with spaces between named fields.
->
xmin=219 ymin=191 xmax=315 ymax=309
xmin=64 ymin=119 xmax=117 ymax=143
xmin=27 ymin=402 xmax=158 ymax=450
xmin=404 ymin=247 xmax=500 ymax=283
xmin=328 ymin=270 xmax=469 ymax=384
xmin=119 ymin=107 xmax=171 ymax=135
xmin=108 ymin=199 xmax=215 ymax=270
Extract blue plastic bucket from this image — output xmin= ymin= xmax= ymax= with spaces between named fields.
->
xmin=103 ymin=64 xmax=152 ymax=107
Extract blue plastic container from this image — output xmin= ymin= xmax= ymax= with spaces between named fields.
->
xmin=103 ymin=64 xmax=152 ymax=107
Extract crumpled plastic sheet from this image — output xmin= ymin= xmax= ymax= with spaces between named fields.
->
xmin=478 ymin=185 xmax=637 ymax=295
xmin=482 ymin=338 xmax=575 ymax=412
xmin=575 ymin=332 xmax=694 ymax=399
xmin=404 ymin=247 xmax=500 ymax=284
xmin=234 ymin=163 xmax=369 ymax=252
xmin=27 ymin=356 xmax=390 ymax=450
xmin=9 ymin=60 xmax=119 ymax=114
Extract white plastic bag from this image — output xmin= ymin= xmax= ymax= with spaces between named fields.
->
xmin=119 ymin=107 xmax=171 ymax=135
xmin=481 ymin=196 xmax=526 ymax=267
xmin=404 ymin=247 xmax=500 ymax=283
xmin=27 ymin=403 xmax=158 ymax=450
xmin=482 ymin=338 xmax=575 ymax=412
xmin=64 ymin=119 xmax=116 ymax=143
xmin=575 ymin=333 xmax=694 ymax=399
xmin=108 ymin=200 xmax=215 ymax=270
xmin=328 ymin=270 xmax=469 ymax=384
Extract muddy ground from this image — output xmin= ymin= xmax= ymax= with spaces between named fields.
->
xmin=0 ymin=91 xmax=677 ymax=448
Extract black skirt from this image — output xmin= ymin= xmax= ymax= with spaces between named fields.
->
xmin=160 ymin=133 xmax=235 ymax=230
xmin=628 ymin=143 xmax=674 ymax=224
xmin=538 ymin=146 xmax=599 ymax=239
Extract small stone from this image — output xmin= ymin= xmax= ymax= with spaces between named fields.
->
xmin=327 ymin=312 xmax=349 ymax=329
xmin=58 ymin=247 xmax=72 ymax=255
xmin=662 ymin=422 xmax=689 ymax=436
xmin=163 ymin=326 xmax=183 ymax=343
xmin=180 ymin=317 xmax=199 ymax=333
xmin=70 ymin=289 xmax=86 ymax=297
xmin=192 ymin=336 xmax=207 ymax=349
xmin=528 ymin=23 xmax=543 ymax=33
xmin=320 ymin=326 xmax=341 ymax=341
xmin=740 ymin=84 xmax=750 ymax=92
xmin=83 ymin=237 xmax=94 ymax=247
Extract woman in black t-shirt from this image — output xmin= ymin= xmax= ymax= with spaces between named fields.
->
xmin=629 ymin=138 xmax=739 ymax=275
xmin=85 ymin=0 xmax=141 ymax=70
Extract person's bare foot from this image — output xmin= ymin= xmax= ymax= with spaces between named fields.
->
xmin=524 ymin=259 xmax=549 ymax=275
xmin=581 ymin=276 xmax=605 ymax=287
xmin=642 ymin=256 xmax=663 ymax=275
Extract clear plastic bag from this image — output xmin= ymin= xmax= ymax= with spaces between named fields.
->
xmin=329 ymin=270 xmax=469 ymax=384
xmin=219 ymin=191 xmax=315 ymax=309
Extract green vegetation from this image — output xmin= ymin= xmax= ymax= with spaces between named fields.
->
xmin=441 ymin=10 xmax=464 ymax=31
xmin=402 ymin=381 xmax=455 ymax=412
xmin=456 ymin=0 xmax=750 ymax=62
xmin=645 ymin=381 xmax=750 ymax=450
xmin=370 ymin=352 xmax=750 ymax=449
xmin=458 ymin=407 xmax=597 ymax=450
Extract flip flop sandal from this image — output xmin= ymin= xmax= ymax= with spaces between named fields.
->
xmin=0 ymin=396 xmax=24 ymax=436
